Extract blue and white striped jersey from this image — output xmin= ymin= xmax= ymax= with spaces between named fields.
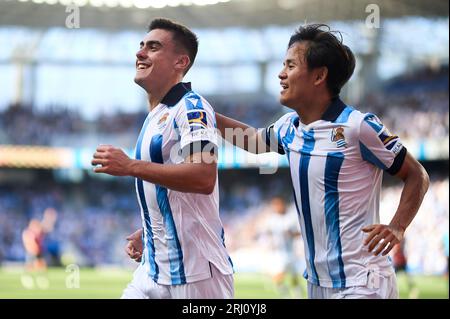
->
xmin=265 ymin=97 xmax=407 ymax=288
xmin=135 ymin=82 xmax=233 ymax=286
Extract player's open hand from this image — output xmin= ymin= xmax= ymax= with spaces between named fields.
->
xmin=125 ymin=229 xmax=143 ymax=263
xmin=91 ymin=144 xmax=133 ymax=176
xmin=362 ymin=224 xmax=405 ymax=256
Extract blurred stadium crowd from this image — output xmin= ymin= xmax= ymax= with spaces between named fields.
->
xmin=0 ymin=170 xmax=448 ymax=275
xmin=0 ymin=66 xmax=448 ymax=147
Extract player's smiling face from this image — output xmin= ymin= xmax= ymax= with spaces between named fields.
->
xmin=278 ymin=41 xmax=316 ymax=108
xmin=134 ymin=29 xmax=179 ymax=93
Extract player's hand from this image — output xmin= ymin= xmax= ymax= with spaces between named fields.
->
xmin=125 ymin=229 xmax=143 ymax=263
xmin=126 ymin=241 xmax=142 ymax=262
xmin=362 ymin=224 xmax=405 ymax=256
xmin=91 ymin=145 xmax=133 ymax=176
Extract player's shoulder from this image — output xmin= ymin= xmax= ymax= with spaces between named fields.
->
xmin=359 ymin=111 xmax=386 ymax=133
xmin=176 ymin=90 xmax=213 ymax=112
xmin=361 ymin=111 xmax=382 ymax=122
xmin=338 ymin=106 xmax=381 ymax=129
xmin=273 ymin=111 xmax=298 ymax=127
xmin=282 ymin=111 xmax=298 ymax=122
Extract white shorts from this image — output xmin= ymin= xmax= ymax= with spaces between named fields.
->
xmin=121 ymin=263 xmax=234 ymax=299
xmin=307 ymin=267 xmax=399 ymax=299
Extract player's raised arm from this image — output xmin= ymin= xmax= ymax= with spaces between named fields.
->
xmin=215 ymin=112 xmax=272 ymax=154
xmin=131 ymin=149 xmax=217 ymax=195
xmin=92 ymin=144 xmax=217 ymax=195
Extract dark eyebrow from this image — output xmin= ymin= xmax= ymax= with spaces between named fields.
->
xmin=284 ymin=59 xmax=296 ymax=65
xmin=140 ymin=40 xmax=163 ymax=48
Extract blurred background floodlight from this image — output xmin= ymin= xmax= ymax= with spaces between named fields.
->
xmin=62 ymin=0 xmax=78 ymax=5
xmin=119 ymin=0 xmax=133 ymax=8
xmin=166 ymin=0 xmax=182 ymax=7
xmin=103 ymin=0 xmax=119 ymax=7
xmin=89 ymin=0 xmax=104 ymax=7
xmin=132 ymin=0 xmax=152 ymax=9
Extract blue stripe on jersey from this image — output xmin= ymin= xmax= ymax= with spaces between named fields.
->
xmin=359 ymin=142 xmax=388 ymax=170
xmin=299 ymin=129 xmax=320 ymax=285
xmin=184 ymin=92 xmax=204 ymax=111
xmin=291 ymin=182 xmax=306 ymax=279
xmin=281 ymin=117 xmax=297 ymax=155
xmin=221 ymin=228 xmax=234 ymax=270
xmin=324 ymin=152 xmax=346 ymax=288
xmin=149 ymin=134 xmax=186 ymax=285
xmin=334 ymin=106 xmax=354 ymax=124
xmin=363 ymin=114 xmax=384 ymax=133
xmin=135 ymin=118 xmax=159 ymax=282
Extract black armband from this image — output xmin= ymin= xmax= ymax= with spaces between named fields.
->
xmin=264 ymin=125 xmax=285 ymax=155
xmin=386 ymin=147 xmax=407 ymax=175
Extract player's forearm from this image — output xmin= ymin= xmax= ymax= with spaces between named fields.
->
xmin=389 ymin=163 xmax=430 ymax=232
xmin=127 ymin=160 xmax=217 ymax=194
xmin=215 ymin=113 xmax=269 ymax=154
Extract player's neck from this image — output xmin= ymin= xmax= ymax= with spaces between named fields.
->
xmin=295 ymin=93 xmax=332 ymax=125
xmin=148 ymin=94 xmax=164 ymax=110
xmin=148 ymin=76 xmax=184 ymax=111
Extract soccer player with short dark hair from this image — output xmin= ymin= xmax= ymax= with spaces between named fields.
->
xmin=92 ymin=18 xmax=233 ymax=299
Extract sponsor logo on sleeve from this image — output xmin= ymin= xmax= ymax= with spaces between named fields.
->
xmin=391 ymin=142 xmax=403 ymax=155
xmin=187 ymin=110 xmax=208 ymax=131
xmin=378 ymin=127 xmax=398 ymax=146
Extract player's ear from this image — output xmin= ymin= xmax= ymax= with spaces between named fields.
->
xmin=175 ymin=55 xmax=190 ymax=73
xmin=314 ymin=66 xmax=328 ymax=86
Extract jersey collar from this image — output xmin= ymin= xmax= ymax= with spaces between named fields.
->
xmin=321 ymin=96 xmax=347 ymax=122
xmin=161 ymin=82 xmax=192 ymax=107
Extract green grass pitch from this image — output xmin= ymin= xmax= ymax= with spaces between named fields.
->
xmin=0 ymin=267 xmax=447 ymax=299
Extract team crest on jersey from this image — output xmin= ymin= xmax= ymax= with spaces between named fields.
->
xmin=331 ymin=127 xmax=347 ymax=148
xmin=157 ymin=113 xmax=169 ymax=129
xmin=187 ymin=110 xmax=208 ymax=131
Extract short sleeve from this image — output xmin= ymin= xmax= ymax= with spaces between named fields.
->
xmin=174 ymin=93 xmax=218 ymax=158
xmin=359 ymin=113 xmax=407 ymax=175
xmin=263 ymin=112 xmax=296 ymax=155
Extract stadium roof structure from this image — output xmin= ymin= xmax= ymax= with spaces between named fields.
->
xmin=0 ymin=0 xmax=448 ymax=30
